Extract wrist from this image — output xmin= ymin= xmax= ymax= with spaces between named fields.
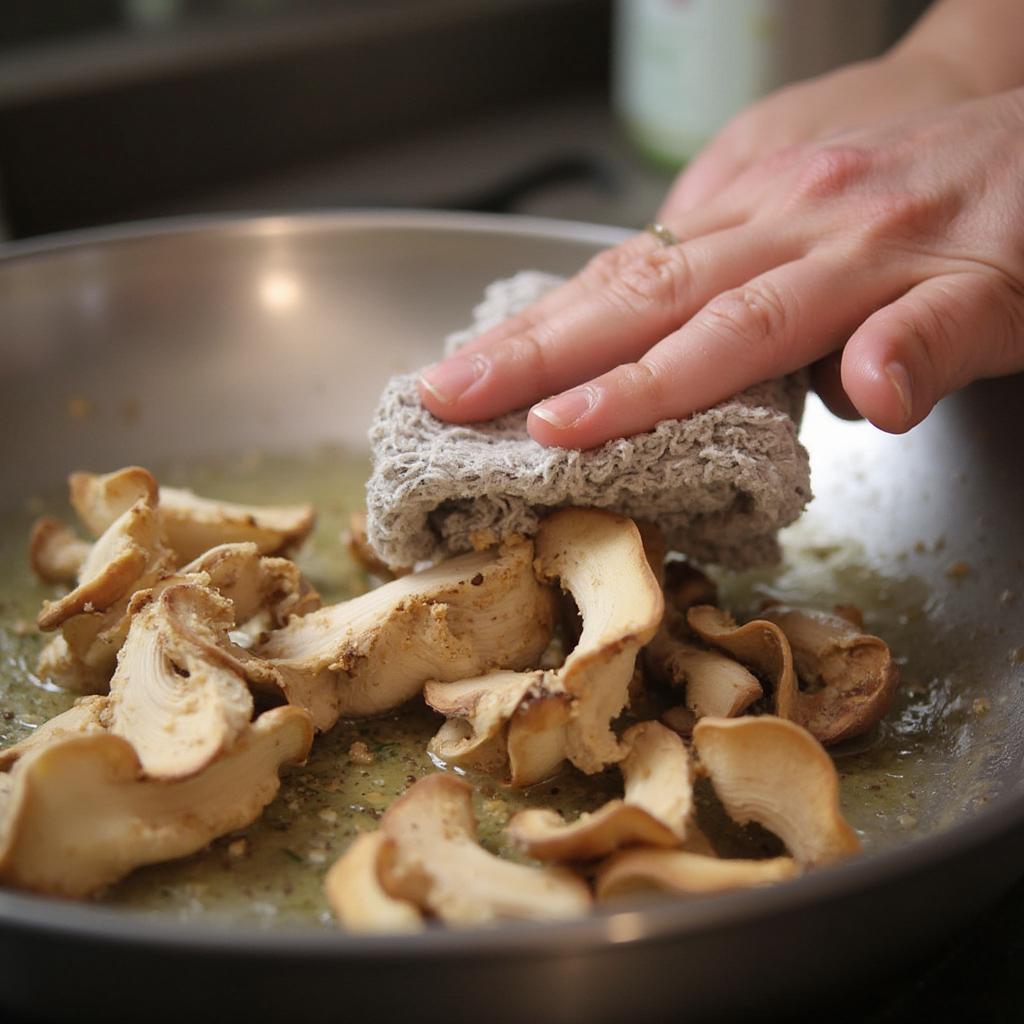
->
xmin=879 ymin=44 xmax=983 ymax=103
xmin=890 ymin=0 xmax=1024 ymax=98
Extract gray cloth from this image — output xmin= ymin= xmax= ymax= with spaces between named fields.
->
xmin=366 ymin=272 xmax=812 ymax=569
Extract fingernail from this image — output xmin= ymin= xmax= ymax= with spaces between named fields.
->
xmin=419 ymin=355 xmax=485 ymax=405
xmin=885 ymin=361 xmax=913 ymax=426
xmin=531 ymin=387 xmax=596 ymax=429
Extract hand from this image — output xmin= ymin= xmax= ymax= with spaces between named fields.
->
xmin=663 ymin=51 xmax=976 ymax=217
xmin=418 ymin=89 xmax=1024 ymax=448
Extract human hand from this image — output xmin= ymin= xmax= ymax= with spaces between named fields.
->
xmin=662 ymin=51 xmax=976 ymax=218
xmin=418 ymin=90 xmax=1024 ymax=448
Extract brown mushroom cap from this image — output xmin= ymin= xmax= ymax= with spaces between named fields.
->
xmin=256 ymin=536 xmax=555 ymax=729
xmin=507 ymin=721 xmax=692 ymax=861
xmin=377 ymin=773 xmax=591 ymax=926
xmin=759 ymin=605 xmax=900 ymax=744
xmin=325 ymin=831 xmax=424 ymax=933
xmin=28 ymin=518 xmax=92 ymax=584
xmin=105 ymin=584 xmax=255 ymax=779
xmin=0 ymin=705 xmax=313 ymax=898
xmin=597 ymin=849 xmax=798 ymax=900
xmin=693 ymin=716 xmax=860 ymax=867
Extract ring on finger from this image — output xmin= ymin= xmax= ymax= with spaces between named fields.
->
xmin=644 ymin=221 xmax=678 ymax=248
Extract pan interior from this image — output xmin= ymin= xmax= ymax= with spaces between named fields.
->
xmin=0 ymin=213 xmax=1021 ymax=930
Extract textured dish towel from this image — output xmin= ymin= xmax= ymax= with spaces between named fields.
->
xmin=366 ymin=272 xmax=812 ymax=569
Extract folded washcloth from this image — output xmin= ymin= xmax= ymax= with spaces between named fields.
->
xmin=366 ymin=272 xmax=812 ymax=570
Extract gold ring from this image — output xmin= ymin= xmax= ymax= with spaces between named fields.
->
xmin=644 ymin=222 xmax=677 ymax=248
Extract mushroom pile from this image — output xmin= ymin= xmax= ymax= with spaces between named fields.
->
xmin=7 ymin=466 xmax=899 ymax=924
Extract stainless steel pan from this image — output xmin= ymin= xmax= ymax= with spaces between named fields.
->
xmin=0 ymin=211 xmax=1022 ymax=1024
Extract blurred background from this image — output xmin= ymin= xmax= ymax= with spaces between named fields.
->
xmin=0 ymin=0 xmax=931 ymax=242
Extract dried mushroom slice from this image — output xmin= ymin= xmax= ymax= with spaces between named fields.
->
xmin=35 ymin=499 xmax=176 ymax=695
xmin=645 ymin=636 xmax=763 ymax=719
xmin=158 ymin=486 xmax=315 ymax=562
xmin=758 ymin=605 xmax=899 ymax=744
xmin=424 ymin=671 xmax=542 ymax=773
xmin=597 ymin=849 xmax=798 ymax=900
xmin=182 ymin=542 xmax=320 ymax=630
xmin=37 ymin=499 xmax=171 ymax=632
xmin=0 ymin=706 xmax=313 ymax=898
xmin=69 ymin=467 xmax=159 ymax=536
xmin=105 ymin=584 xmax=255 ymax=780
xmin=256 ymin=536 xmax=555 ymax=729
xmin=506 ymin=509 xmax=664 ymax=785
xmin=0 ymin=696 xmax=108 ymax=771
xmin=643 ymin=562 xmax=759 ymax=720
xmin=378 ymin=773 xmax=591 ymax=926
xmin=325 ymin=831 xmax=424 ymax=934
xmin=28 ymin=518 xmax=92 ymax=584
xmin=693 ymin=716 xmax=860 ymax=868
xmin=687 ymin=605 xmax=799 ymax=722
xmin=507 ymin=721 xmax=692 ymax=862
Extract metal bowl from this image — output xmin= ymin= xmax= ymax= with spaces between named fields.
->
xmin=1 ymin=211 xmax=1022 ymax=1024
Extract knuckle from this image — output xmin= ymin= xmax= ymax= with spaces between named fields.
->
xmin=581 ymin=245 xmax=627 ymax=287
xmin=699 ymin=280 xmax=792 ymax=355
xmin=502 ymin=319 xmax=556 ymax=379
xmin=609 ymin=247 xmax=692 ymax=317
xmin=608 ymin=360 xmax=666 ymax=406
xmin=791 ymin=145 xmax=872 ymax=200
xmin=580 ymin=240 xmax=648 ymax=291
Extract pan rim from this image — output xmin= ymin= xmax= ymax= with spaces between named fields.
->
xmin=0 ymin=208 xmax=1020 ymax=958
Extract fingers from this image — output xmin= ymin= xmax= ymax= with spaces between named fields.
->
xmin=811 ymin=352 xmax=862 ymax=421
xmin=527 ymin=252 xmax=893 ymax=448
xmin=841 ymin=272 xmax=1024 ymax=432
xmin=418 ymin=225 xmax=800 ymax=424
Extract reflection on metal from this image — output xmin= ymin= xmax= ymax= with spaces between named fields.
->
xmin=258 ymin=271 xmax=301 ymax=313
